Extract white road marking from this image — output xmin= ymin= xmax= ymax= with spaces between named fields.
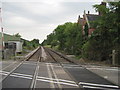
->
xmin=1 ymin=70 xmax=78 ymax=87
xmin=30 ymin=60 xmax=40 ymax=88
xmin=46 ymin=64 xmax=61 ymax=68
xmin=37 ymin=76 xmax=76 ymax=84
xmin=0 ymin=71 xmax=9 ymax=74
xmin=33 ymin=65 xmax=39 ymax=88
xmin=1 ymin=69 xmax=78 ymax=87
xmin=0 ymin=72 xmax=8 ymax=75
xmin=50 ymin=63 xmax=62 ymax=89
xmin=46 ymin=63 xmax=55 ymax=88
xmin=1 ymin=71 xmax=33 ymax=79
xmin=63 ymin=65 xmax=81 ymax=67
xmin=37 ymin=78 xmax=78 ymax=87
xmin=64 ymin=66 xmax=83 ymax=69
xmin=23 ymin=62 xmax=37 ymax=65
xmin=1 ymin=61 xmax=26 ymax=81
xmin=0 ymin=71 xmax=9 ymax=75
xmin=83 ymin=85 xmax=112 ymax=90
xmin=79 ymin=82 xmax=119 ymax=88
xmin=12 ymin=73 xmax=33 ymax=77
xmin=87 ymin=68 xmax=119 ymax=71
xmin=10 ymin=74 xmax=32 ymax=79
xmin=105 ymin=69 xmax=119 ymax=71
xmin=104 ymin=76 xmax=108 ymax=79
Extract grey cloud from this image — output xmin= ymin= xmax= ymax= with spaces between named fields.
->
xmin=2 ymin=2 xmax=100 ymax=42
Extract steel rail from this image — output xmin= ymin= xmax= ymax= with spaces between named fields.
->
xmin=44 ymin=47 xmax=58 ymax=63
xmin=44 ymin=47 xmax=120 ymax=90
xmin=26 ymin=47 xmax=40 ymax=61
xmin=30 ymin=47 xmax=41 ymax=89
xmin=1 ymin=47 xmax=41 ymax=83
xmin=43 ymin=47 xmax=81 ymax=89
xmin=44 ymin=47 xmax=75 ymax=64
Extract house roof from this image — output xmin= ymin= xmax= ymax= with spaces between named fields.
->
xmin=86 ymin=14 xmax=99 ymax=22
xmin=0 ymin=32 xmax=21 ymax=43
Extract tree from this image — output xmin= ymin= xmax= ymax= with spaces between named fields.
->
xmin=82 ymin=2 xmax=120 ymax=62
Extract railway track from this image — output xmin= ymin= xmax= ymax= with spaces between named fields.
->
xmin=0 ymin=46 xmax=119 ymax=90
xmin=44 ymin=47 xmax=73 ymax=64
xmin=43 ymin=47 xmax=120 ymax=90
xmin=1 ymin=47 xmax=41 ymax=89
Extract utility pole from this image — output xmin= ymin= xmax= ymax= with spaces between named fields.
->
xmin=1 ymin=27 xmax=4 ymax=59
xmin=0 ymin=8 xmax=4 ymax=59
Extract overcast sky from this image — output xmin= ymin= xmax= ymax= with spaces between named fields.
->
xmin=2 ymin=0 xmax=103 ymax=43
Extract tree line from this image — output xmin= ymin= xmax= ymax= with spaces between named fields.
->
xmin=42 ymin=2 xmax=120 ymax=64
xmin=14 ymin=33 xmax=40 ymax=50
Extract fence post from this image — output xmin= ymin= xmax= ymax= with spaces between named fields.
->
xmin=112 ymin=50 xmax=116 ymax=65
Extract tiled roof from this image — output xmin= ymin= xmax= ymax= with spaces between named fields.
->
xmin=86 ymin=14 xmax=99 ymax=21
xmin=0 ymin=32 xmax=21 ymax=43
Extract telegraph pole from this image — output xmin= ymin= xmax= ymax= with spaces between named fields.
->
xmin=0 ymin=8 xmax=4 ymax=59
xmin=1 ymin=28 xmax=4 ymax=59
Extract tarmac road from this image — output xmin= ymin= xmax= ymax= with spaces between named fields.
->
xmin=0 ymin=47 xmax=119 ymax=90
xmin=63 ymin=63 xmax=119 ymax=90
xmin=2 ymin=61 xmax=37 ymax=88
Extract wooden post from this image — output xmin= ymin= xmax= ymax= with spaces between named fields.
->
xmin=112 ymin=50 xmax=116 ymax=65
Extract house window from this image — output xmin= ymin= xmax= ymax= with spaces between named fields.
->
xmin=8 ymin=43 xmax=16 ymax=49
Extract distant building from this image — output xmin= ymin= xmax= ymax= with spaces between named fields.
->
xmin=0 ymin=32 xmax=23 ymax=54
xmin=78 ymin=11 xmax=99 ymax=36
xmin=77 ymin=2 xmax=106 ymax=36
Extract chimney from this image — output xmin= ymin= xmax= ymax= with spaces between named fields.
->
xmin=88 ymin=11 xmax=90 ymax=14
xmin=77 ymin=15 xmax=81 ymax=24
xmin=101 ymin=2 xmax=106 ymax=7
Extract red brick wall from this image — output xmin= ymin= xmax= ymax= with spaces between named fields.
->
xmin=89 ymin=28 xmax=95 ymax=35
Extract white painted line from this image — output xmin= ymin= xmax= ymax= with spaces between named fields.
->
xmin=83 ymin=85 xmax=111 ymax=90
xmin=10 ymin=74 xmax=32 ymax=79
xmin=64 ymin=65 xmax=80 ymax=67
xmin=79 ymin=82 xmax=119 ymax=88
xmin=12 ymin=73 xmax=33 ymax=77
xmin=34 ymin=65 xmax=39 ymax=88
xmin=1 ymin=71 xmax=33 ymax=78
xmin=58 ymin=79 xmax=76 ymax=84
xmin=37 ymin=78 xmax=78 ymax=87
xmin=46 ymin=64 xmax=61 ymax=68
xmin=87 ymin=68 xmax=119 ymax=71
xmin=86 ymin=68 xmax=103 ymax=70
xmin=0 ymin=72 xmax=8 ymax=75
xmin=46 ymin=63 xmax=52 ymax=65
xmin=0 ymin=71 xmax=9 ymax=74
xmin=2 ymin=61 xmax=26 ymax=81
xmin=64 ymin=66 xmax=83 ymax=69
xmin=105 ymin=69 xmax=119 ymax=71
xmin=0 ymin=71 xmax=10 ymax=76
xmin=23 ymin=63 xmax=37 ymax=65
xmin=59 ymin=82 xmax=79 ymax=87
xmin=30 ymin=60 xmax=40 ymax=88
xmin=50 ymin=63 xmax=62 ymax=89
xmin=46 ymin=63 xmax=55 ymax=88
xmin=37 ymin=76 xmax=76 ymax=84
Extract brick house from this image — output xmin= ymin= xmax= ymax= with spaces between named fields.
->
xmin=77 ymin=2 xmax=106 ymax=36
xmin=77 ymin=11 xmax=99 ymax=36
